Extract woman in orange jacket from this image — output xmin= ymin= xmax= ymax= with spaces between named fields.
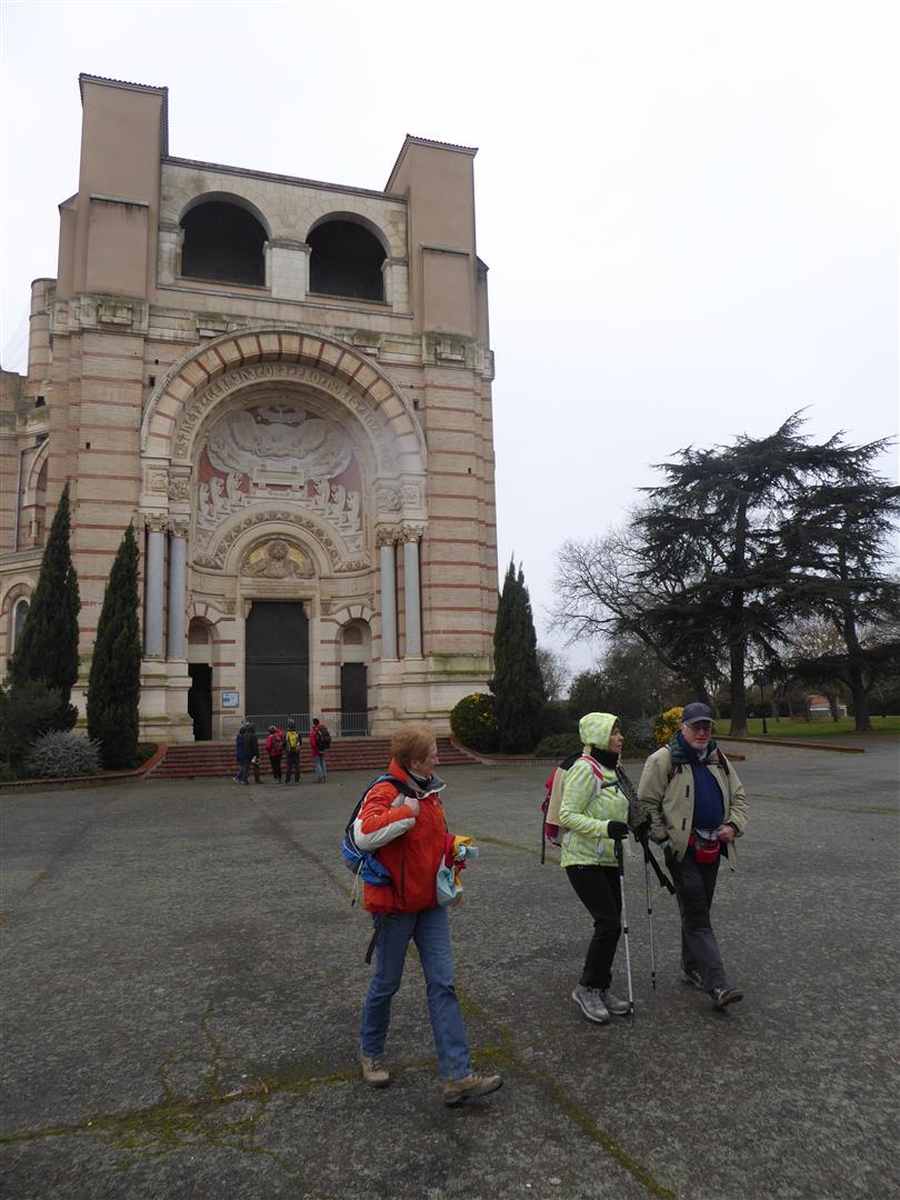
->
xmin=357 ymin=723 xmax=502 ymax=1107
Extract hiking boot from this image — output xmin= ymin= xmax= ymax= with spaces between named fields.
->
xmin=443 ymin=1072 xmax=503 ymax=1106
xmin=681 ymin=967 xmax=704 ymax=989
xmin=711 ymin=986 xmax=743 ymax=1011
xmin=600 ymin=989 xmax=632 ymax=1016
xmin=360 ymin=1055 xmax=391 ymax=1088
xmin=571 ymin=985 xmax=610 ymax=1024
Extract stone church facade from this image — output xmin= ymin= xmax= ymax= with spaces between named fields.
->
xmin=0 ymin=74 xmax=497 ymax=741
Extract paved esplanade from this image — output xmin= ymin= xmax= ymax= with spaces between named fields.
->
xmin=2 ymin=740 xmax=897 ymax=1199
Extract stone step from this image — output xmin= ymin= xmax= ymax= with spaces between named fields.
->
xmin=150 ymin=737 xmax=476 ymax=779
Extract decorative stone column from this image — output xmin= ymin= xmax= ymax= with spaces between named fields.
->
xmin=167 ymin=520 xmax=188 ymax=659
xmin=400 ymin=525 xmax=423 ymax=658
xmin=144 ymin=514 xmax=167 ymax=658
xmin=377 ymin=528 xmax=398 ymax=660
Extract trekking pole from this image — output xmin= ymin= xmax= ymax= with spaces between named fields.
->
xmin=613 ymin=834 xmax=635 ymax=1019
xmin=643 ymin=844 xmax=657 ymax=991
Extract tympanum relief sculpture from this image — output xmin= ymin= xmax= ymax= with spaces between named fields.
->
xmin=195 ymin=404 xmax=364 ymax=557
xmin=241 ymin=539 xmax=314 ymax=579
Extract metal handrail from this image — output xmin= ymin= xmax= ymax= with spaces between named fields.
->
xmin=244 ymin=713 xmax=370 ymax=737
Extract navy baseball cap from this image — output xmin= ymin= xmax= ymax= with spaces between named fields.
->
xmin=682 ymin=702 xmax=714 ymax=725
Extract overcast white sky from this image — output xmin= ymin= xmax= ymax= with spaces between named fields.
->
xmin=2 ymin=0 xmax=898 ymax=676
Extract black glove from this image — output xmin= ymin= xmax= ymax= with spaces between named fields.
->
xmin=606 ymin=821 xmax=630 ymax=841
xmin=632 ymin=817 xmax=651 ymax=843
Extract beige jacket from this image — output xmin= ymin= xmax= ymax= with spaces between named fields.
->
xmin=636 ymin=744 xmax=748 ymax=868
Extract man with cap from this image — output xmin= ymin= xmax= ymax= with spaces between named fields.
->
xmin=637 ymin=702 xmax=748 ymax=1010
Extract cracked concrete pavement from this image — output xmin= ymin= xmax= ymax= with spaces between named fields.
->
xmin=1 ymin=737 xmax=898 ymax=1199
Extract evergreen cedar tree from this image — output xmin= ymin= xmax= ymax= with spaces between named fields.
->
xmin=492 ymin=558 xmax=545 ymax=753
xmin=87 ymin=524 xmax=142 ymax=769
xmin=554 ymin=413 xmax=899 ymax=735
xmin=775 ymin=445 xmax=900 ymax=731
xmin=630 ymin=414 xmax=897 ymax=735
xmin=9 ymin=482 xmax=80 ymax=728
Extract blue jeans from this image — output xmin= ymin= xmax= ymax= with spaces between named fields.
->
xmin=313 ymin=754 xmax=327 ymax=781
xmin=360 ymin=906 xmax=471 ymax=1081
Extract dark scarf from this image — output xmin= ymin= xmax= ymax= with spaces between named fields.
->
xmin=588 ymin=746 xmax=620 ymax=770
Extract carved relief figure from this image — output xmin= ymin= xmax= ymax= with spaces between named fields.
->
xmin=242 ymin=539 xmax=312 ymax=579
xmin=195 ymin=401 xmax=367 ymax=559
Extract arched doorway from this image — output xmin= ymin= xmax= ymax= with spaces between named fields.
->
xmin=187 ymin=618 xmax=213 ymax=741
xmin=340 ymin=619 xmax=371 ymax=735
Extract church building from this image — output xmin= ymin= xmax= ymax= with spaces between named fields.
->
xmin=0 ymin=74 xmax=497 ymax=741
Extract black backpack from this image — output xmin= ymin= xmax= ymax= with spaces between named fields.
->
xmin=316 ymin=725 xmax=332 ymax=750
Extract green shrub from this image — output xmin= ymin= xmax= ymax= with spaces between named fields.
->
xmin=534 ymin=731 xmax=582 ymax=758
xmin=539 ymin=700 xmax=572 ymax=738
xmin=450 ymin=693 xmax=499 ymax=753
xmin=26 ymin=730 xmax=101 ymax=778
xmin=0 ymin=681 xmax=74 ymax=769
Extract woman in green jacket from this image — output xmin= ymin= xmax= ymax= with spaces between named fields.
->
xmin=559 ymin=712 xmax=632 ymax=1025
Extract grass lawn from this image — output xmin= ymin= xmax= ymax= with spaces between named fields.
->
xmin=717 ymin=716 xmax=900 ymax=738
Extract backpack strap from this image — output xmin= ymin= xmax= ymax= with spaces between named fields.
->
xmin=346 ymin=773 xmax=417 ymax=837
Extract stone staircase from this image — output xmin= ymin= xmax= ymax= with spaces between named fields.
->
xmin=149 ymin=736 xmax=477 ymax=780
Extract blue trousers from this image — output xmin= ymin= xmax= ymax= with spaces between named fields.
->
xmin=360 ymin=905 xmax=471 ymax=1081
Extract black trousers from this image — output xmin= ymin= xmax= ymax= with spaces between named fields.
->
xmin=666 ymin=848 xmax=728 ymax=991
xmin=566 ymin=864 xmax=622 ymax=990
xmin=284 ymin=751 xmax=301 ymax=783
xmin=269 ymin=754 xmax=282 ymax=781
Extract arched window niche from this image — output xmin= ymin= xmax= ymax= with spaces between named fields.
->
xmin=11 ymin=598 xmax=30 ymax=653
xmin=180 ymin=198 xmax=268 ymax=287
xmin=308 ymin=217 xmax=387 ymax=302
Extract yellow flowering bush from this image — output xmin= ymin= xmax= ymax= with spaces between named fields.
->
xmin=654 ymin=706 xmax=684 ymax=746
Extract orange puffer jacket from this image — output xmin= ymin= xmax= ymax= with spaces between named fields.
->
xmin=359 ymin=759 xmax=447 ymax=914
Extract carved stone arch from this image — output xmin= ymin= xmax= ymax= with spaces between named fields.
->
xmin=140 ymin=328 xmax=427 ymax=483
xmin=306 ymin=210 xmax=391 ymax=256
xmin=2 ymin=579 xmax=34 ymax=655
xmin=331 ymin=603 xmax=374 ymax=627
xmin=25 ymin=439 xmax=50 ymax=498
xmin=178 ymin=191 xmax=272 ymax=239
xmin=200 ymin=508 xmax=339 ymax=577
xmin=187 ymin=600 xmax=228 ymax=627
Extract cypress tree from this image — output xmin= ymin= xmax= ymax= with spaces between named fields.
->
xmin=87 ymin=523 xmax=141 ymax=769
xmin=9 ymin=481 xmax=80 ymax=727
xmin=492 ymin=557 xmax=546 ymax=752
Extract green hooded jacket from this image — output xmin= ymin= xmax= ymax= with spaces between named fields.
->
xmin=559 ymin=712 xmax=629 ymax=868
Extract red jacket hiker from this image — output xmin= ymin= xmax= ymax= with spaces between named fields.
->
xmin=358 ymin=758 xmax=447 ymax=915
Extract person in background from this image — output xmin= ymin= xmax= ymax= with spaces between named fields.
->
xmin=244 ymin=722 xmax=260 ymax=784
xmin=284 ymin=720 xmax=302 ymax=784
xmin=234 ymin=719 xmax=249 ymax=784
xmin=265 ymin=724 xmax=284 ymax=782
xmin=637 ymin=701 xmax=748 ymax=1011
xmin=357 ymin=724 xmax=502 ymax=1107
xmin=310 ymin=717 xmax=329 ymax=783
